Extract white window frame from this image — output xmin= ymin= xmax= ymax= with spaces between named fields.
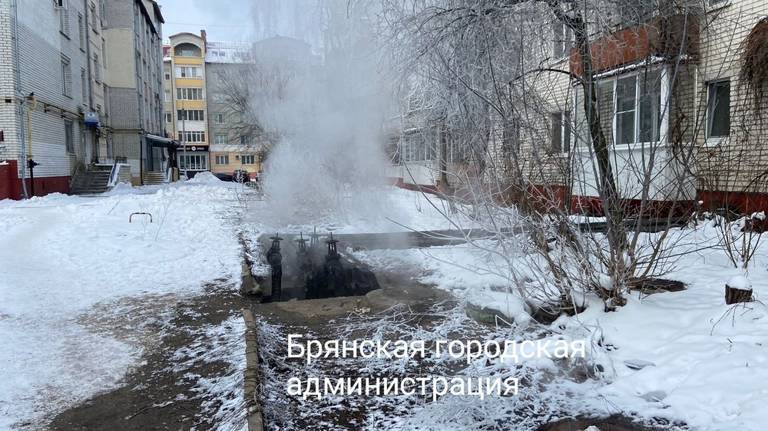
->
xmin=179 ymin=154 xmax=208 ymax=171
xmin=61 ymin=55 xmax=72 ymax=97
xmin=609 ymin=67 xmax=668 ymax=148
xmin=705 ymin=78 xmax=730 ymax=144
xmin=571 ymin=65 xmax=670 ymax=151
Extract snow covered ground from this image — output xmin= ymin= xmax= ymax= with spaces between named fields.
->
xmin=4 ymin=179 xmax=766 ymax=430
xmin=0 ymin=180 xmax=242 ymax=429
xmin=0 ymin=179 xmax=475 ymax=430
xmin=352 ymin=223 xmax=768 ymax=430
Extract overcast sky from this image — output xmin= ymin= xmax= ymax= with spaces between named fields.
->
xmin=156 ymin=0 xmax=322 ymax=45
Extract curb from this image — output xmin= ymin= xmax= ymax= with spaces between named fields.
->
xmin=242 ymin=308 xmax=264 ymax=431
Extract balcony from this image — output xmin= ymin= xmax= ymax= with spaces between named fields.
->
xmin=569 ymin=13 xmax=700 ymax=76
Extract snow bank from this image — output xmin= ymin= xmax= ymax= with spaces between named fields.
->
xmin=187 ymin=171 xmax=222 ymax=184
xmin=354 ymin=220 xmax=768 ymax=430
xmin=0 ymin=183 xmax=242 ymax=428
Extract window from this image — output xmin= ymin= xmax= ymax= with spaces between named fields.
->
xmin=164 ymin=72 xmax=170 ymax=80
xmin=215 ymin=134 xmax=227 ymax=145
xmin=552 ymin=22 xmax=573 ymax=59
xmin=93 ymin=53 xmax=100 ymax=82
xmin=164 ymin=91 xmax=170 ymax=102
xmin=165 ymin=112 xmax=172 ymax=123
xmin=502 ymin=118 xmax=521 ymax=154
xmin=707 ymin=80 xmax=730 ymax=139
xmin=401 ymin=130 xmax=434 ymax=162
xmin=215 ymin=113 xmax=224 ymax=124
xmin=613 ymin=71 xmax=661 ymax=145
xmin=59 ymin=0 xmax=70 ymax=36
xmin=241 ymin=155 xmax=255 ymax=164
xmin=61 ymin=55 xmax=72 ymax=97
xmin=175 ymin=66 xmax=201 ymax=78
xmin=615 ymin=76 xmax=636 ymax=145
xmin=78 ymin=13 xmax=85 ymax=49
xmin=64 ymin=120 xmax=74 ymax=153
xmin=177 ymin=131 xmax=206 ymax=143
xmin=177 ymin=109 xmax=204 ymax=121
xmin=240 ymin=135 xmax=253 ymax=146
xmin=176 ymin=87 xmax=203 ymax=100
xmin=215 ymin=154 xmax=229 ymax=165
xmin=80 ymin=68 xmax=87 ymax=103
xmin=551 ymin=111 xmax=571 ymax=153
xmin=174 ymin=43 xmax=201 ymax=57
xmin=179 ymin=154 xmax=208 ymax=171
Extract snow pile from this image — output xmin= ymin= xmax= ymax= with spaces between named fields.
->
xmin=0 ymin=182 xmax=242 ymax=429
xmin=187 ymin=171 xmax=223 ymax=185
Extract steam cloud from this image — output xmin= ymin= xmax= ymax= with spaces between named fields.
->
xmin=248 ymin=0 xmax=395 ymax=225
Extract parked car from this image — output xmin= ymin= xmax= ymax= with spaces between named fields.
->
xmin=213 ymin=172 xmax=234 ymax=182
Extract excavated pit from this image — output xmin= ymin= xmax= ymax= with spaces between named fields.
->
xmin=256 ymin=232 xmax=380 ymax=302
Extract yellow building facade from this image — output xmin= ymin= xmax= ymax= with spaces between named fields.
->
xmin=163 ymin=32 xmax=209 ymax=176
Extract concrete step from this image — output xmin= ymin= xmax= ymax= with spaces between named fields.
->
xmin=70 ymin=168 xmax=113 ymax=195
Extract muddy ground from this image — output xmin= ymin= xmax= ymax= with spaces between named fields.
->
xmin=49 ymin=281 xmax=255 ymax=431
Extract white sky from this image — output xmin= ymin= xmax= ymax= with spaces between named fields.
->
xmin=156 ymin=0 xmax=322 ymax=45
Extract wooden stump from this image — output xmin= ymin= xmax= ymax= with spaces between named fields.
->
xmin=725 ymin=284 xmax=753 ymax=305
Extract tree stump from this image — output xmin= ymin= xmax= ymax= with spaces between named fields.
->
xmin=725 ymin=284 xmax=753 ymax=305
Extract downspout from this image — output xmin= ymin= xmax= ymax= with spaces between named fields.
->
xmin=10 ymin=0 xmax=29 ymax=199
xmin=83 ymin=0 xmax=95 ymax=164
xmin=84 ymin=0 xmax=93 ymax=109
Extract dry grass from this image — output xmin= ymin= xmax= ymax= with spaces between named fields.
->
xmin=740 ymin=17 xmax=768 ymax=108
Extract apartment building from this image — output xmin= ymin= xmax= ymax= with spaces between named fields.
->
xmin=163 ymin=31 xmax=209 ymax=177
xmin=0 ymin=0 xmax=164 ymax=199
xmin=0 ymin=0 xmax=107 ymax=198
xmin=393 ymin=1 xmax=768 ymax=216
xmin=205 ymin=41 xmax=266 ymax=179
xmin=102 ymin=0 xmax=165 ymax=184
xmin=517 ymin=0 xmax=768 ymax=215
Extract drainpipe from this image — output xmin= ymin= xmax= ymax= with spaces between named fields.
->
xmin=83 ymin=0 xmax=96 ymax=165
xmin=10 ymin=0 xmax=29 ymax=199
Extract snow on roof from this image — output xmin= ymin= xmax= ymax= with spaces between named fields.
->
xmin=205 ymin=41 xmax=255 ymax=64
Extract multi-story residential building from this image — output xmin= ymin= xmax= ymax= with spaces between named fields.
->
xmin=397 ymin=1 xmax=768 ymax=216
xmin=163 ymin=31 xmax=209 ymax=177
xmin=0 ymin=0 xmax=165 ymax=199
xmin=518 ymin=0 xmax=768 ymax=215
xmin=0 ymin=0 xmax=106 ymax=199
xmin=102 ymin=0 xmax=165 ymax=185
xmin=205 ymin=41 xmax=266 ymax=179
